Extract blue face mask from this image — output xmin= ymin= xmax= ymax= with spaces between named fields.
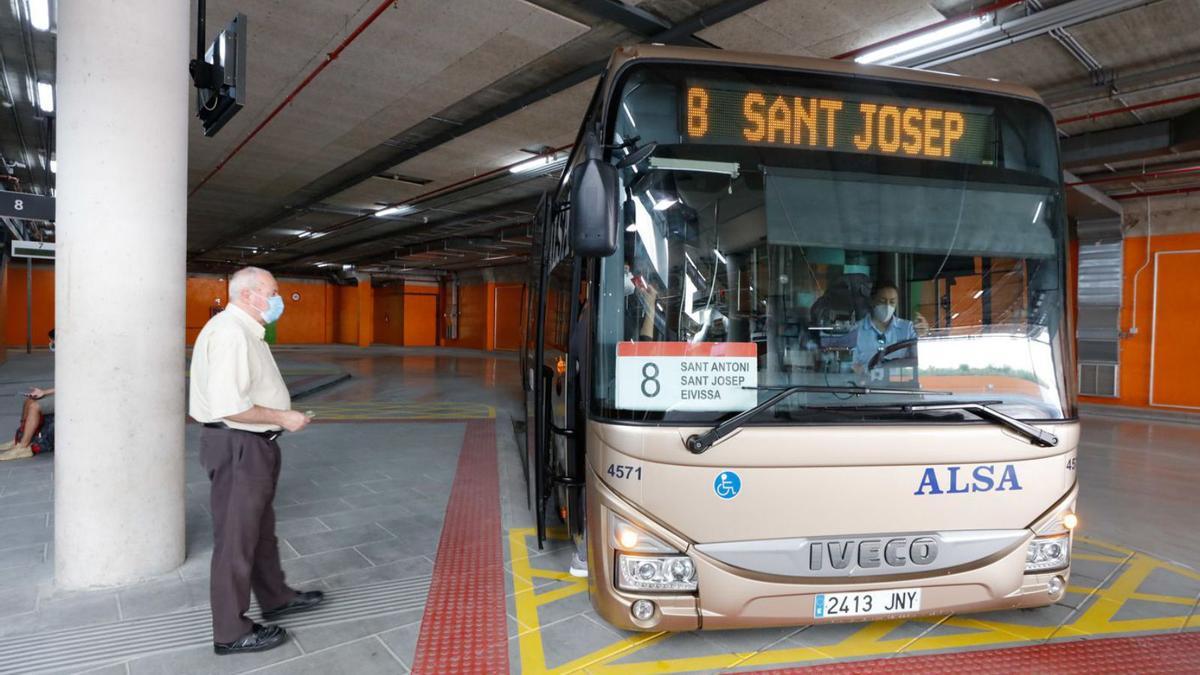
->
xmin=256 ymin=292 xmax=285 ymax=324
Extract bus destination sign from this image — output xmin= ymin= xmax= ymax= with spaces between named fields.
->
xmin=682 ymin=84 xmax=994 ymax=165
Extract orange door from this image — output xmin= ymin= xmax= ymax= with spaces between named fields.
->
xmin=493 ymin=285 xmax=523 ymax=351
xmin=404 ymin=294 xmax=438 ymax=346
xmin=1151 ymin=251 xmax=1200 ymax=409
xmin=374 ymin=293 xmax=404 ymax=345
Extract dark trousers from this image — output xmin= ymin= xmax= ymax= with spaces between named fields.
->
xmin=200 ymin=427 xmax=295 ymax=643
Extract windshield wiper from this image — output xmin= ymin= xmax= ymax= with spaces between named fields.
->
xmin=683 ymin=384 xmax=950 ymax=454
xmin=755 ymin=399 xmax=1058 ymax=450
xmin=888 ymin=401 xmax=1059 ymax=448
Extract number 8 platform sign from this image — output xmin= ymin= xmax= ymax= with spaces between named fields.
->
xmin=615 ymin=342 xmax=758 ymax=411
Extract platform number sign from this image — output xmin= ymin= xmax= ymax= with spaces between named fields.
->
xmin=0 ymin=191 xmax=54 ymax=221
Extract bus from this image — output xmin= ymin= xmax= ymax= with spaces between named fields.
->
xmin=522 ymin=44 xmax=1077 ymax=631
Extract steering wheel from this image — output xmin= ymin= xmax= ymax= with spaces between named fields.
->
xmin=866 ymin=337 xmax=919 ymax=371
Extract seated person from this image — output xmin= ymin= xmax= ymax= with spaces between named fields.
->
xmin=624 ymin=263 xmax=660 ymax=340
xmin=0 ymin=386 xmax=54 ymax=461
xmin=852 ymin=284 xmax=929 ymax=374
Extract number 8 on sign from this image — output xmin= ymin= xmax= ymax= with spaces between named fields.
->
xmin=640 ymin=362 xmax=660 ymax=397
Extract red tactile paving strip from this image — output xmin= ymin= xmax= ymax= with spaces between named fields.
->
xmin=746 ymin=631 xmax=1200 ymax=674
xmin=410 ymin=419 xmax=508 ymax=674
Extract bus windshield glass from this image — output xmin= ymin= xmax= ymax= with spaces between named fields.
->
xmin=592 ymin=63 xmax=1072 ymax=424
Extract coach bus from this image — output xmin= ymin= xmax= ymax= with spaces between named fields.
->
xmin=522 ymin=44 xmax=1077 ymax=631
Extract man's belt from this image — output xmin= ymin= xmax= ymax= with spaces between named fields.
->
xmin=202 ymin=422 xmax=282 ymax=441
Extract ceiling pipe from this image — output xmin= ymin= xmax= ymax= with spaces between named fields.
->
xmin=1056 ymin=90 xmax=1200 ymax=125
xmin=1111 ymin=184 xmax=1200 ymax=200
xmin=189 ymin=0 xmax=397 ymax=197
xmin=1067 ymin=164 xmax=1200 ymax=186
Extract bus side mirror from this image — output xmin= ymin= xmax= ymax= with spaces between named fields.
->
xmin=570 ymin=158 xmax=618 ymax=257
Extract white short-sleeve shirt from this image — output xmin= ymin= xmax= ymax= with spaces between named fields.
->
xmin=189 ymin=304 xmax=290 ymax=432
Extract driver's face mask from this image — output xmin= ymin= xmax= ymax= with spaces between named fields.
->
xmin=624 ymin=269 xmax=636 ymax=296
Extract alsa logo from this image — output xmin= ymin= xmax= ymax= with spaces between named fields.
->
xmin=914 ymin=464 xmax=1022 ymax=495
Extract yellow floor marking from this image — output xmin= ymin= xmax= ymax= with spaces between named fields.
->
xmin=587 ymin=648 xmax=755 ymax=674
xmin=534 ymin=582 xmax=589 ymax=606
xmin=528 ymin=569 xmax=578 ymax=582
xmin=1128 ymin=592 xmax=1198 ymax=606
xmin=1076 ymin=536 xmax=1134 ymax=555
xmin=509 ymin=528 xmax=1200 ymax=674
xmin=1074 ymin=552 xmax=1129 ymax=564
xmin=302 ymin=401 xmax=495 ymax=420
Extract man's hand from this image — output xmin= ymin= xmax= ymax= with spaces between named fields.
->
xmin=278 ymin=410 xmax=311 ymax=433
xmin=914 ymin=312 xmax=930 ymax=336
xmin=28 ymin=387 xmax=47 ymax=400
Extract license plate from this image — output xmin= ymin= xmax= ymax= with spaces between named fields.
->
xmin=814 ymin=588 xmax=921 ymax=619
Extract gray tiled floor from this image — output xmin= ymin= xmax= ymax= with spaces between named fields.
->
xmin=2 ymin=347 xmax=1199 ymax=673
xmin=0 ymin=347 xmax=521 ymax=673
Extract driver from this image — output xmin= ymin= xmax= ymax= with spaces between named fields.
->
xmin=852 ymin=283 xmax=928 ymax=373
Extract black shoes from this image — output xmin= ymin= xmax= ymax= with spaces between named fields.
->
xmin=214 ymin=623 xmax=288 ymax=655
xmin=262 ymin=590 xmax=325 ymax=620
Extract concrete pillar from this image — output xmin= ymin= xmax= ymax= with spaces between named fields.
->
xmin=54 ymin=0 xmax=188 ymax=588
xmin=357 ymin=274 xmax=374 ymax=347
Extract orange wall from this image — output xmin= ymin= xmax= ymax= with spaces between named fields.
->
xmin=6 ymin=264 xmax=55 ymax=347
xmin=493 ymin=284 xmax=524 ymax=351
xmin=373 ymin=286 xmax=404 ymax=345
xmin=404 ymin=282 xmax=440 ymax=347
xmin=1080 ymin=231 xmax=1200 ymax=409
xmin=271 ymin=278 xmax=330 ymax=344
xmin=0 ymin=254 xmax=7 ymax=363
xmin=186 ymin=274 xmax=228 ymax=344
xmin=5 ymin=268 xmax=518 ymax=353
xmin=334 ymin=285 xmax=358 ymax=344
xmin=443 ymin=282 xmax=487 ymax=349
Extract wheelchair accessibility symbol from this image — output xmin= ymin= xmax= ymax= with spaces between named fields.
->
xmin=714 ymin=471 xmax=741 ymax=500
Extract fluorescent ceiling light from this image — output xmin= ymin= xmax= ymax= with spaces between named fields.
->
xmin=855 ymin=14 xmax=991 ymax=65
xmin=309 ymin=231 xmax=328 ymax=239
xmin=36 ymin=81 xmax=53 ymax=113
xmin=713 ymin=249 xmax=728 ymax=265
xmin=49 ymin=158 xmax=56 ymax=173
xmin=972 ymin=290 xmax=984 ymax=299
xmin=28 ymin=0 xmax=49 ymax=31
xmin=297 ymin=231 xmax=312 ymax=239
xmin=652 ymin=197 xmax=677 ymax=211
xmin=1032 ymin=200 xmax=1044 ymax=223
xmin=374 ymin=205 xmax=413 ymax=218
xmin=509 ymin=154 xmax=559 ymax=174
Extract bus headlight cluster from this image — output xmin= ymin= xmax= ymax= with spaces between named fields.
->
xmin=1025 ymin=533 xmax=1070 ymax=572
xmin=616 ymin=554 xmax=698 ymax=592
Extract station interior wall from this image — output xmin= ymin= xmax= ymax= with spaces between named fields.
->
xmin=4 ymin=198 xmax=1198 ymax=411
xmin=4 ymin=265 xmax=528 ymax=354
xmin=1079 ymin=194 xmax=1200 ymax=410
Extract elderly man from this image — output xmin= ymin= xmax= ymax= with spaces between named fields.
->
xmin=189 ymin=267 xmax=323 ymax=654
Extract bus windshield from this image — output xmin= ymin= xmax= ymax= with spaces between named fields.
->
xmin=592 ymin=64 xmax=1072 ymax=424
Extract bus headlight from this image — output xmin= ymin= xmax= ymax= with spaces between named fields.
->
xmin=1025 ymin=533 xmax=1070 ymax=572
xmin=609 ymin=514 xmax=676 ymax=553
xmin=616 ymin=554 xmax=698 ymax=592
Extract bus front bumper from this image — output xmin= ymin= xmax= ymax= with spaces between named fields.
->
xmin=586 ymin=473 xmax=1070 ymax=632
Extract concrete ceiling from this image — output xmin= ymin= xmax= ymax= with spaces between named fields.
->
xmin=3 ymin=0 xmax=1199 ymax=276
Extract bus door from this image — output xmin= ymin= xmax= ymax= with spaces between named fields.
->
xmin=530 ymin=199 xmax=577 ymax=548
